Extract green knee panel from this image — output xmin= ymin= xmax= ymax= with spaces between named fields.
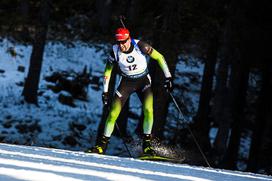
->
xmin=143 ymin=93 xmax=154 ymax=134
xmin=104 ymin=98 xmax=122 ymax=137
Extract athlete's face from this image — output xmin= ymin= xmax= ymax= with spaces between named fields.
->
xmin=117 ymin=38 xmax=131 ymax=52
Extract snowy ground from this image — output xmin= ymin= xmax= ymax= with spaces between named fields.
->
xmin=1 ymin=143 xmax=271 ymax=181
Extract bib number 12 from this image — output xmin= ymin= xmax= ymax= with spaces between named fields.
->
xmin=128 ymin=64 xmax=137 ymax=71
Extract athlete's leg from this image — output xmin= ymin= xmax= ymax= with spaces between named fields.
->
xmin=137 ymin=85 xmax=155 ymax=155
xmin=103 ymin=95 xmax=123 ymax=137
xmin=90 ymin=77 xmax=135 ymax=154
xmin=142 ymin=88 xmax=154 ymax=134
xmin=103 ymin=78 xmax=134 ymax=137
xmin=90 ymin=93 xmax=126 ymax=154
xmin=136 ymin=76 xmax=154 ymax=135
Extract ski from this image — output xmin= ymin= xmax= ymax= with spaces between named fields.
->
xmin=138 ymin=155 xmax=185 ymax=164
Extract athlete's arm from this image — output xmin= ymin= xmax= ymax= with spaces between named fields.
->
xmin=137 ymin=40 xmax=172 ymax=78
xmin=103 ymin=51 xmax=115 ymax=93
xmin=137 ymin=40 xmax=171 ymax=78
xmin=149 ymin=49 xmax=172 ymax=78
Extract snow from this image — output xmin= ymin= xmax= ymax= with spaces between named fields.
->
xmin=1 ymin=143 xmax=271 ymax=181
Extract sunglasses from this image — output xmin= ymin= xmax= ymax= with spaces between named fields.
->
xmin=117 ymin=38 xmax=129 ymax=45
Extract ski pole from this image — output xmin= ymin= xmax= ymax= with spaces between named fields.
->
xmin=169 ymin=92 xmax=211 ymax=167
xmin=115 ymin=122 xmax=132 ymax=157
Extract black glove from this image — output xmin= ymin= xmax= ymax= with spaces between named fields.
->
xmin=164 ymin=77 xmax=173 ymax=92
xmin=102 ymin=92 xmax=109 ymax=106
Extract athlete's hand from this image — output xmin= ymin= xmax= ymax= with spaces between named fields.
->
xmin=164 ymin=77 xmax=173 ymax=92
xmin=102 ymin=92 xmax=109 ymax=106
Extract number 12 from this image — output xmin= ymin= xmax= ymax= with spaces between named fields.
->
xmin=128 ymin=64 xmax=137 ymax=71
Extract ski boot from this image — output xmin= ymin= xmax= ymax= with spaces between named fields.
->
xmin=86 ymin=135 xmax=110 ymax=154
xmin=142 ymin=134 xmax=156 ymax=156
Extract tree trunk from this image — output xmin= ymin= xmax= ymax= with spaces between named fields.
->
xmin=212 ymin=57 xmax=231 ymax=166
xmin=223 ymin=57 xmax=249 ymax=170
xmin=22 ymin=0 xmax=51 ymax=104
xmin=221 ymin=0 xmax=251 ymax=169
xmin=193 ymin=36 xmax=219 ymax=152
xmin=247 ymin=63 xmax=271 ymax=172
xmin=212 ymin=3 xmax=234 ymax=165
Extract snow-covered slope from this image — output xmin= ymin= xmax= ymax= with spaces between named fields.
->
xmin=0 ymin=143 xmax=271 ymax=181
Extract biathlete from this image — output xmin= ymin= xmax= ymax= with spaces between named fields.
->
xmin=88 ymin=27 xmax=173 ymax=156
